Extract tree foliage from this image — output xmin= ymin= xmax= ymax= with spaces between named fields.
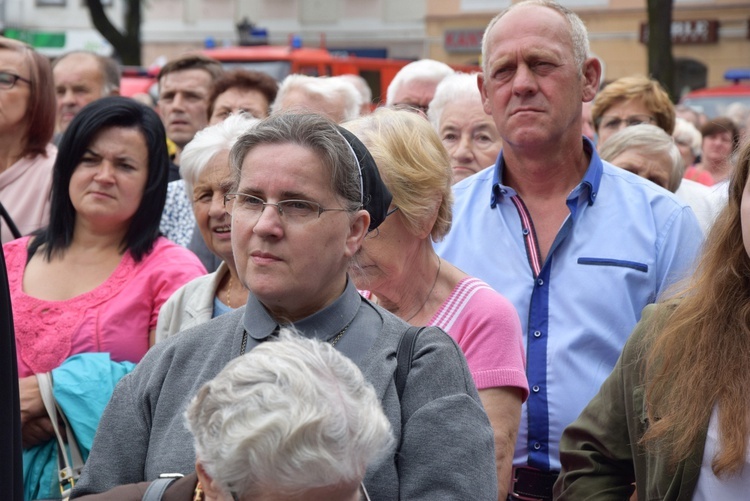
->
xmin=84 ymin=0 xmax=141 ymax=65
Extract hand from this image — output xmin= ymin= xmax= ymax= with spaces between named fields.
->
xmin=19 ymin=375 xmax=45 ymax=425
xmin=22 ymin=416 xmax=55 ymax=448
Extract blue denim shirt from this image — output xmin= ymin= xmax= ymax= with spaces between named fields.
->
xmin=435 ymin=138 xmax=703 ymax=471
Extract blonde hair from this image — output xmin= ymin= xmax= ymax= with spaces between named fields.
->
xmin=592 ymin=75 xmax=676 ymax=135
xmin=641 ymin=137 xmax=750 ymax=476
xmin=344 ymin=107 xmax=453 ymax=240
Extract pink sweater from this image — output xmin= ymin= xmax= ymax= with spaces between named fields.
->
xmin=5 ymin=236 xmax=207 ymax=377
xmin=0 ymin=145 xmax=56 ymax=243
xmin=363 ymin=277 xmax=529 ymax=398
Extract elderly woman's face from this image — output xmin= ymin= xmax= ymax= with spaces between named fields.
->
xmin=230 ymin=142 xmax=366 ymax=320
xmin=596 ymin=98 xmax=656 ymax=147
xmin=0 ymin=49 xmax=30 ymax=135
xmin=193 ymin=150 xmax=233 ymax=262
xmin=608 ymin=149 xmax=673 ymax=191
xmin=439 ymin=97 xmax=502 ymax=183
xmin=352 ymin=205 xmax=419 ymax=294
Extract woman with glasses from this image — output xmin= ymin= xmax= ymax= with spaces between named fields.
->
xmin=591 ymin=75 xmax=675 ymax=148
xmin=73 ymin=113 xmax=498 ymax=500
xmin=155 ymin=114 xmax=258 ymax=342
xmin=0 ymin=37 xmax=56 ymax=243
xmin=8 ymin=97 xmax=206 ymax=500
xmin=346 ymin=108 xmax=528 ymax=500
xmin=75 ymin=332 xmax=390 ymax=501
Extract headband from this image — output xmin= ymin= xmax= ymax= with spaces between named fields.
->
xmin=335 ymin=125 xmax=392 ymax=231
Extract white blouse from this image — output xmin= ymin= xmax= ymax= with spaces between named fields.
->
xmin=692 ymin=406 xmax=750 ymax=499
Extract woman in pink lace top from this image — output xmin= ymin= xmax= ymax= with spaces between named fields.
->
xmin=8 ymin=97 xmax=206 ymax=453
xmin=345 ymin=108 xmax=528 ymax=500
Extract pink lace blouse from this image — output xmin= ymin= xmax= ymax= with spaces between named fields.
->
xmin=5 ymin=236 xmax=207 ymax=377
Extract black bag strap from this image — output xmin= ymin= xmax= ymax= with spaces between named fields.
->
xmin=395 ymin=326 xmax=422 ymax=402
xmin=0 ymin=200 xmax=21 ymax=240
xmin=142 ymin=477 xmax=180 ymax=501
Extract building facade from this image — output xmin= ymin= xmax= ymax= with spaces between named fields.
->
xmin=2 ymin=0 xmax=747 ymax=93
xmin=427 ymin=0 xmax=750 ymax=91
xmin=1 ymin=0 xmax=428 ymax=65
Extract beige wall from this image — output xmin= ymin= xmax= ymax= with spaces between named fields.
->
xmin=426 ymin=0 xmax=750 ymax=89
xmin=143 ymin=42 xmax=207 ymax=66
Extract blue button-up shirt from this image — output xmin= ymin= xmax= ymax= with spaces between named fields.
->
xmin=435 ymin=140 xmax=703 ymax=471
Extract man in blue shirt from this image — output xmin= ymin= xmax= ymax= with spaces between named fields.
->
xmin=434 ymin=2 xmax=703 ymax=500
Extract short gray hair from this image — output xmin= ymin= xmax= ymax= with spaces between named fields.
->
xmin=337 ymin=74 xmax=372 ymax=105
xmin=273 ymin=74 xmax=361 ymax=122
xmin=427 ymin=72 xmax=482 ymax=130
xmin=599 ymin=124 xmax=683 ymax=192
xmin=481 ymin=0 xmax=590 ymax=77
xmin=185 ymin=329 xmax=393 ymax=498
xmin=179 ymin=113 xmax=260 ymax=196
xmin=673 ymin=117 xmax=702 ymax=158
xmin=385 ymin=59 xmax=454 ymax=105
xmin=229 ymin=113 xmax=362 ymax=211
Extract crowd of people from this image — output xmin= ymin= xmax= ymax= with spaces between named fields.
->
xmin=2 ymin=0 xmax=749 ymax=499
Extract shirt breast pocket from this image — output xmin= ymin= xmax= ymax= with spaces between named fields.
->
xmin=577 ymin=257 xmax=649 ymax=273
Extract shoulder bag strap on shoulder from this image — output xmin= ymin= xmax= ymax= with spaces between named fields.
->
xmin=142 ymin=477 xmax=179 ymax=501
xmin=394 ymin=326 xmax=423 ymax=402
xmin=0 ymin=200 xmax=21 ymax=240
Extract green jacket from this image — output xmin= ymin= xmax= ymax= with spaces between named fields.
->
xmin=554 ymin=304 xmax=705 ymax=501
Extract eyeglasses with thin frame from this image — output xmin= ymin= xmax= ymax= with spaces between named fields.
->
xmin=365 ymin=206 xmax=399 ymax=239
xmin=224 ymin=193 xmax=351 ymax=222
xmin=598 ymin=114 xmax=656 ymax=131
xmin=0 ymin=71 xmax=31 ymax=90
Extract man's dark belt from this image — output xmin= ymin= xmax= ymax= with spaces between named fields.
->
xmin=508 ymin=466 xmax=559 ymax=501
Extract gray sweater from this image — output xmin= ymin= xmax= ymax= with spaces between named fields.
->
xmin=72 ymin=291 xmax=498 ymax=500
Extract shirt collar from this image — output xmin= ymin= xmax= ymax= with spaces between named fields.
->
xmin=243 ymin=278 xmax=361 ymax=343
xmin=490 ymin=136 xmax=602 ymax=208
